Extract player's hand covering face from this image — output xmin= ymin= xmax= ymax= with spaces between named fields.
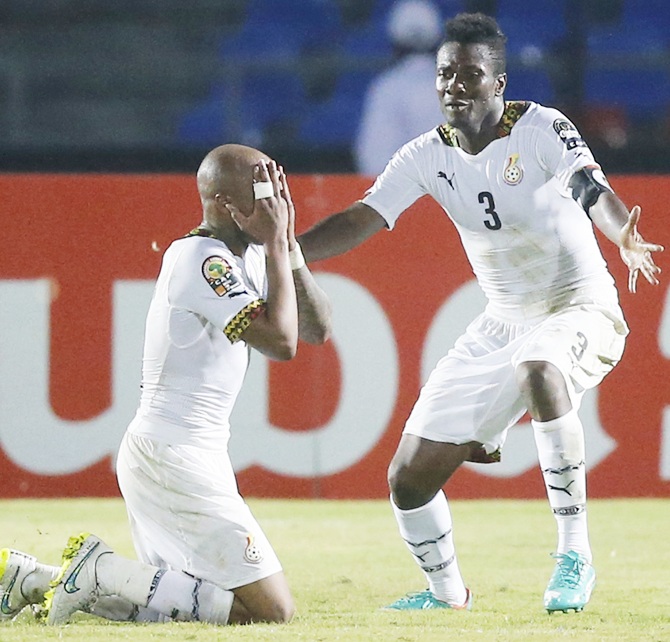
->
xmin=226 ymin=160 xmax=289 ymax=246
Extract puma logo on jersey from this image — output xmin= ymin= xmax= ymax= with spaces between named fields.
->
xmin=437 ymin=171 xmax=455 ymax=189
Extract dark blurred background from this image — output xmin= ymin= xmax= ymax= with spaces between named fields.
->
xmin=1 ymin=0 xmax=668 ymax=173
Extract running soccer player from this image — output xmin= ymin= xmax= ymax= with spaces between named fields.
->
xmin=0 ymin=144 xmax=331 ymax=625
xmin=297 ymin=13 xmax=663 ymax=613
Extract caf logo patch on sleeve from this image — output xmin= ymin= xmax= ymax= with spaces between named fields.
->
xmin=553 ymin=119 xmax=587 ymax=150
xmin=202 ymin=255 xmax=243 ymax=297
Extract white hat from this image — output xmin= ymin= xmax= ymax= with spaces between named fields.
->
xmin=387 ymin=0 xmax=442 ymax=50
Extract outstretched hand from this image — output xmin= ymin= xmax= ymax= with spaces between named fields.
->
xmin=619 ymin=205 xmax=664 ymax=293
xmin=226 ymin=159 xmax=289 ymax=246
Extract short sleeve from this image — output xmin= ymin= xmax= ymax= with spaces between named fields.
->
xmin=361 ymin=137 xmax=429 ymax=230
xmin=532 ymin=107 xmax=601 ymax=191
xmin=168 ymin=241 xmax=265 ymax=342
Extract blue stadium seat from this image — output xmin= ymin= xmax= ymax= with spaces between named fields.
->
xmin=177 ymin=69 xmax=306 ymax=147
xmin=496 ymin=0 xmax=566 ymax=54
xmin=299 ymin=70 xmax=374 ymax=146
xmin=585 ymin=17 xmax=669 ymax=118
xmin=177 ymin=85 xmax=229 ymax=145
xmin=584 ymin=67 xmax=669 ymax=118
xmin=504 ymin=66 xmax=554 ymax=105
xmin=587 ymin=21 xmax=666 ymax=55
xmin=337 ymin=0 xmax=393 ymax=58
xmin=620 ymin=0 xmax=670 ymax=30
xmin=218 ymin=0 xmax=338 ymax=60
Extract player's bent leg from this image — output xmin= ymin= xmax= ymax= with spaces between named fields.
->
xmin=44 ymin=532 xmax=237 ymax=625
xmin=229 ymin=571 xmax=294 ymax=624
xmin=88 ymin=595 xmax=160 ymax=622
xmin=387 ymin=436 xmax=476 ymax=609
xmin=532 ymin=409 xmax=595 ymax=612
xmin=517 ymin=361 xmax=595 ymax=612
xmin=515 ymin=360 xmax=572 ymax=421
xmin=388 ymin=434 xmax=477 ymax=509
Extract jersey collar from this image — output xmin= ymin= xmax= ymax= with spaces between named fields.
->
xmin=437 ymin=100 xmax=531 ymax=148
xmin=185 ymin=227 xmax=217 ymax=239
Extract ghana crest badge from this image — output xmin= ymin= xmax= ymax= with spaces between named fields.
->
xmin=244 ymin=533 xmax=264 ymax=563
xmin=503 ymin=153 xmax=523 ymax=185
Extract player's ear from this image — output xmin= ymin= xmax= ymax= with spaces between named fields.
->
xmin=494 ymin=73 xmax=507 ymax=96
xmin=213 ymin=193 xmax=235 ymax=220
xmin=214 ymin=193 xmax=231 ymax=210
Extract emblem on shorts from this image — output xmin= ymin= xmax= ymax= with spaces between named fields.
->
xmin=244 ymin=534 xmax=263 ymax=564
xmin=503 ymin=153 xmax=523 ymax=185
xmin=202 ymin=256 xmax=242 ymax=297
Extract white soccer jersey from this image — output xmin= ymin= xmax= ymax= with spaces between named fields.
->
xmin=128 ymin=233 xmax=268 ymax=448
xmin=362 ymin=101 xmax=621 ymax=322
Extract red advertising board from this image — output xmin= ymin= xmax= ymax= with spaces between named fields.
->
xmin=1 ymin=173 xmax=668 ymax=498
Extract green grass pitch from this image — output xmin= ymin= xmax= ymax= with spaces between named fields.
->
xmin=0 ymin=497 xmax=668 ymax=641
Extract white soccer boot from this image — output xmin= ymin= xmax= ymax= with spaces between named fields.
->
xmin=0 ymin=549 xmax=42 ymax=620
xmin=44 ymin=532 xmax=113 ymax=625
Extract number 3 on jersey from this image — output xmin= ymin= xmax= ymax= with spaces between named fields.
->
xmin=478 ymin=191 xmax=502 ymax=230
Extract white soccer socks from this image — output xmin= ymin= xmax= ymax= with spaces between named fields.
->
xmin=95 ymin=553 xmax=234 ymax=624
xmin=532 ymin=408 xmax=591 ymax=562
xmin=391 ymin=490 xmax=468 ymax=606
xmin=140 ymin=568 xmax=235 ymax=624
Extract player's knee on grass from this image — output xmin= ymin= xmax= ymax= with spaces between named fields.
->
xmin=259 ymin=596 xmax=295 ymax=624
xmin=231 ymin=573 xmax=295 ymax=624
xmin=234 ymin=596 xmax=294 ymax=624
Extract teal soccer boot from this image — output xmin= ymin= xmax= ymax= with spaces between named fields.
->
xmin=544 ymin=550 xmax=596 ymax=613
xmin=384 ymin=588 xmax=473 ymax=611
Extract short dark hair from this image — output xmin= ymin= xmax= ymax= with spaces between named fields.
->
xmin=441 ymin=12 xmax=507 ymax=73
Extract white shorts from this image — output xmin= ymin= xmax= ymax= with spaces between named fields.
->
xmin=115 ymin=431 xmax=282 ymax=591
xmin=403 ymin=303 xmax=628 ymax=454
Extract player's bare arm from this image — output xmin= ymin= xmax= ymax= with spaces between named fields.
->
xmin=280 ymin=167 xmax=332 ymax=345
xmin=227 ymin=160 xmax=299 ymax=360
xmin=298 ymin=201 xmax=387 ymax=262
xmin=291 ymin=273 xmax=332 ymax=344
xmin=587 ymin=191 xmax=663 ymax=293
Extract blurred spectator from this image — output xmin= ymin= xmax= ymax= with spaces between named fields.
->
xmin=354 ymin=0 xmax=444 ymax=175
